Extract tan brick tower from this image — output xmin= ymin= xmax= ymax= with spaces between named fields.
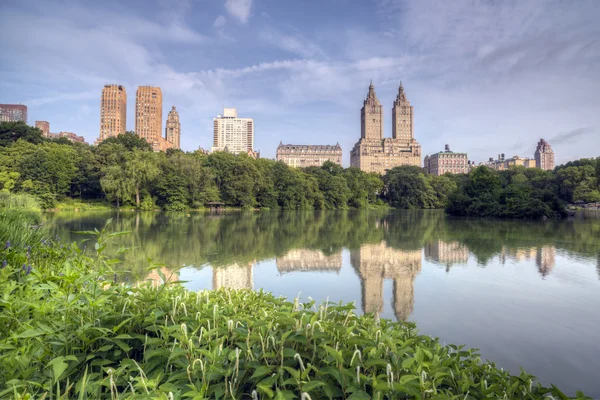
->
xmin=165 ymin=105 xmax=181 ymax=149
xmin=135 ymin=86 xmax=163 ymax=143
xmin=361 ymin=80 xmax=384 ymax=140
xmin=98 ymin=84 xmax=127 ymax=142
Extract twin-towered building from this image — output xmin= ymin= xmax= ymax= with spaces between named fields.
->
xmin=350 ymin=81 xmax=422 ymax=174
xmin=98 ymin=84 xmax=181 ymax=151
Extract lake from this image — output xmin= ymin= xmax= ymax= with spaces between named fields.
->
xmin=44 ymin=210 xmax=600 ymax=397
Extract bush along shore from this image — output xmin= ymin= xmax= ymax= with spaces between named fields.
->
xmin=0 ymin=218 xmax=590 ymax=399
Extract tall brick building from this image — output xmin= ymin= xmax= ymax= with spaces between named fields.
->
xmin=0 ymin=104 xmax=27 ymax=123
xmin=135 ymin=86 xmax=162 ymax=143
xmin=99 ymin=84 xmax=127 ymax=142
xmin=35 ymin=121 xmax=50 ymax=136
xmin=350 ymin=82 xmax=421 ymax=174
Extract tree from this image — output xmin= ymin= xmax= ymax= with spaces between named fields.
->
xmin=384 ymin=166 xmax=435 ymax=209
xmin=126 ymin=149 xmax=160 ymax=207
xmin=100 ymin=165 xmax=133 ymax=208
xmin=0 ymin=122 xmax=44 ymax=147
xmin=98 ymin=131 xmax=153 ymax=152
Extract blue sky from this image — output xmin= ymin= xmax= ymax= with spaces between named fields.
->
xmin=1 ymin=0 xmax=599 ymax=165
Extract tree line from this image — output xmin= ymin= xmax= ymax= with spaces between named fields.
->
xmin=1 ymin=122 xmax=599 ymax=215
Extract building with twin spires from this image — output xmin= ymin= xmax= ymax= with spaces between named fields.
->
xmin=350 ymin=82 xmax=421 ymax=174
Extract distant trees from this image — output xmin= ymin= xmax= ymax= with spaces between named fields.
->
xmin=0 ymin=122 xmax=598 ymax=216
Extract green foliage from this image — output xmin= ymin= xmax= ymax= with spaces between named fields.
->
xmin=0 ymin=209 xmax=46 ymax=247
xmin=0 ymin=122 xmax=44 ymax=147
xmin=446 ymin=166 xmax=566 ymax=219
xmin=98 ymin=131 xmax=153 ymax=152
xmin=0 ymin=220 xmax=587 ymax=399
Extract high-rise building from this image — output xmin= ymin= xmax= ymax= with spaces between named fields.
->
xmin=350 ymin=82 xmax=421 ymax=174
xmin=0 ymin=104 xmax=27 ymax=123
xmin=99 ymin=84 xmax=127 ymax=142
xmin=35 ymin=121 xmax=50 ymax=136
xmin=212 ymin=108 xmax=254 ymax=155
xmin=424 ymin=145 xmax=469 ymax=175
xmin=534 ymin=138 xmax=555 ymax=171
xmin=135 ymin=86 xmax=163 ymax=143
xmin=276 ymin=143 xmax=342 ymax=167
xmin=165 ymin=106 xmax=181 ymax=149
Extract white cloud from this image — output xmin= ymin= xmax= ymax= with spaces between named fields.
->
xmin=260 ymin=29 xmax=327 ymax=58
xmin=225 ymin=0 xmax=252 ymax=24
xmin=214 ymin=15 xmax=227 ymax=29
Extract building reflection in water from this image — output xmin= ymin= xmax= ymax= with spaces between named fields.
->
xmin=144 ymin=267 xmax=179 ymax=287
xmin=350 ymin=242 xmax=421 ymax=321
xmin=500 ymin=246 xmax=556 ymax=278
xmin=213 ymin=263 xmax=254 ymax=290
xmin=424 ymin=240 xmax=469 ymax=271
xmin=276 ymin=249 xmax=342 ymax=274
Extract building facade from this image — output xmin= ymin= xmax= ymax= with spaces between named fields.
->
xmin=0 ymin=104 xmax=27 ymax=123
xmin=212 ymin=108 xmax=254 ymax=155
xmin=276 ymin=143 xmax=342 ymax=167
xmin=135 ymin=86 xmax=174 ymax=151
xmin=165 ymin=106 xmax=181 ymax=149
xmin=485 ymin=154 xmax=536 ymax=170
xmin=350 ymin=82 xmax=421 ymax=174
xmin=99 ymin=84 xmax=127 ymax=142
xmin=424 ymin=145 xmax=469 ymax=175
xmin=534 ymin=138 xmax=555 ymax=171
xmin=35 ymin=121 xmax=50 ymax=136
xmin=135 ymin=86 xmax=162 ymax=143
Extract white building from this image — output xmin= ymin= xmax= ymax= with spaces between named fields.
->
xmin=212 ymin=108 xmax=254 ymax=155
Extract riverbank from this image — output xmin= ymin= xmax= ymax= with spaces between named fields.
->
xmin=0 ymin=212 xmax=589 ymax=399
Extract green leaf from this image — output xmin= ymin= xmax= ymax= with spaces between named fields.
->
xmin=301 ymin=380 xmax=325 ymax=393
xmin=401 ymin=357 xmax=415 ymax=369
xmin=47 ymin=356 xmax=68 ymax=383
xmin=346 ymin=391 xmax=371 ymax=399
xmin=251 ymin=366 xmax=273 ymax=380
xmin=399 ymin=374 xmax=419 ymax=385
xmin=16 ymin=329 xmax=45 ymax=338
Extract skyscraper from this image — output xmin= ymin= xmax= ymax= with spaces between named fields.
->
xmin=212 ymin=108 xmax=254 ymax=155
xmin=99 ymin=84 xmax=127 ymax=142
xmin=534 ymin=138 xmax=555 ymax=170
xmin=0 ymin=104 xmax=27 ymax=123
xmin=35 ymin=121 xmax=50 ymax=136
xmin=135 ymin=86 xmax=163 ymax=144
xmin=350 ymin=81 xmax=421 ymax=174
xmin=165 ymin=106 xmax=181 ymax=149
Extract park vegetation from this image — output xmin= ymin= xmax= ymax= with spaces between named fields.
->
xmin=1 ymin=122 xmax=599 ymax=218
xmin=0 ymin=211 xmax=590 ymax=399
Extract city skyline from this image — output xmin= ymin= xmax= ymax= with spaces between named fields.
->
xmin=0 ymin=0 xmax=598 ymax=165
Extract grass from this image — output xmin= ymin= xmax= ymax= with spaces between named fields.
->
xmin=0 ymin=216 xmax=590 ymax=399
xmin=0 ymin=192 xmax=41 ymax=211
xmin=50 ymin=199 xmax=114 ymax=211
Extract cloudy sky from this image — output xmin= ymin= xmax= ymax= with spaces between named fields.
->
xmin=1 ymin=0 xmax=599 ymax=165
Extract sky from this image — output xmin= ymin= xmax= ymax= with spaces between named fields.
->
xmin=1 ymin=0 xmax=599 ymax=165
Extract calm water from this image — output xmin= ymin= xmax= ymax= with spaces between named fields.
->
xmin=45 ymin=210 xmax=600 ymax=396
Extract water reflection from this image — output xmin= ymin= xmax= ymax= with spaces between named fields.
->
xmin=213 ymin=263 xmax=254 ymax=290
xmin=277 ymin=249 xmax=342 ymax=273
xmin=351 ymin=242 xmax=420 ymax=321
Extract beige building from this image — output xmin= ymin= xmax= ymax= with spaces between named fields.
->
xmin=98 ymin=84 xmax=127 ymax=142
xmin=350 ymin=82 xmax=421 ymax=174
xmin=276 ymin=143 xmax=342 ymax=168
xmin=351 ymin=242 xmax=421 ymax=321
xmin=485 ymin=154 xmax=535 ymax=170
xmin=35 ymin=121 xmax=50 ymax=136
xmin=165 ymin=105 xmax=181 ymax=149
xmin=276 ymin=249 xmax=342 ymax=273
xmin=212 ymin=108 xmax=254 ymax=155
xmin=135 ymin=86 xmax=174 ymax=152
xmin=424 ymin=145 xmax=469 ymax=175
xmin=535 ymin=138 xmax=555 ymax=171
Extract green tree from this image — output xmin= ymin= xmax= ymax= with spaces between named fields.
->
xmin=126 ymin=149 xmax=160 ymax=207
xmin=0 ymin=122 xmax=44 ymax=147
xmin=100 ymin=164 xmax=133 ymax=208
